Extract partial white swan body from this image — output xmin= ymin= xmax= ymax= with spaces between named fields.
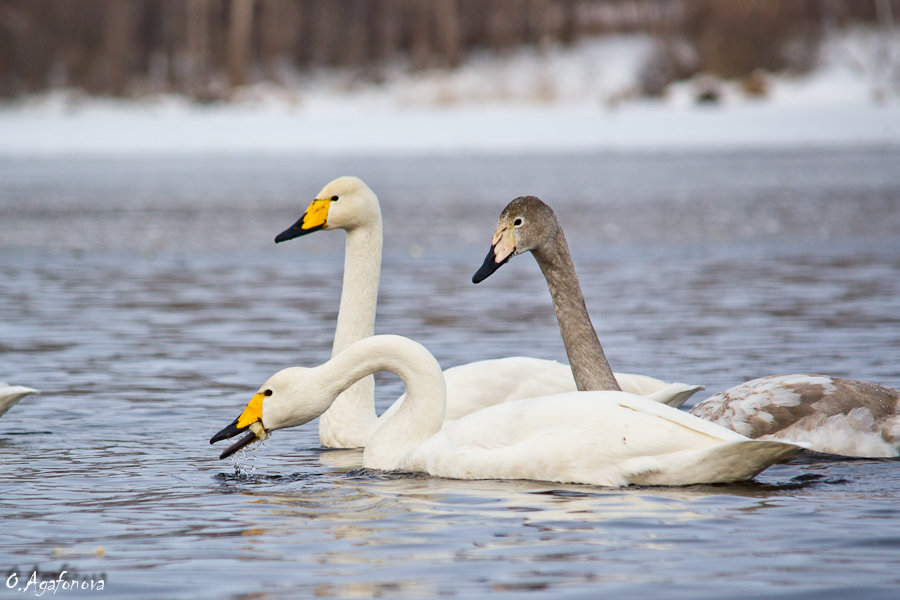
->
xmin=0 ymin=383 xmax=37 ymax=418
xmin=690 ymin=375 xmax=900 ymax=458
xmin=274 ymin=176 xmax=703 ymax=448
xmin=473 ymin=195 xmax=899 ymax=458
xmin=384 ymin=358 xmax=703 ymax=425
xmin=211 ymin=335 xmax=798 ymax=486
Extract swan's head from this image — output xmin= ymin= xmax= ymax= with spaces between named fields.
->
xmin=472 ymin=196 xmax=558 ymax=283
xmin=274 ymin=176 xmax=380 ymax=242
xmin=209 ymin=366 xmax=331 ymax=459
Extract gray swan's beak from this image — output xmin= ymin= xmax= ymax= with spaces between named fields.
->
xmin=472 ymin=244 xmax=510 ymax=283
xmin=473 ymin=227 xmax=516 ymax=283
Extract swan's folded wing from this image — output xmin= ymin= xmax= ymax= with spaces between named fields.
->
xmin=380 ymin=357 xmax=575 ymax=425
xmin=622 ymin=439 xmax=799 ymax=486
xmin=441 ymin=357 xmax=575 ymax=422
xmin=400 ymin=391 xmax=780 ymax=487
xmin=386 ymin=361 xmax=705 ymax=427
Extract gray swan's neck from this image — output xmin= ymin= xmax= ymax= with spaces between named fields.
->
xmin=532 ymin=229 xmax=621 ymax=392
xmin=319 ymin=221 xmax=383 ymax=447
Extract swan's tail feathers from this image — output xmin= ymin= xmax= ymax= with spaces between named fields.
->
xmin=654 ymin=383 xmax=706 ymax=408
xmin=709 ymin=439 xmax=801 ymax=481
xmin=613 ymin=373 xmax=705 ymax=408
xmin=629 ymin=439 xmax=801 ymax=486
xmin=0 ymin=384 xmax=39 ymax=418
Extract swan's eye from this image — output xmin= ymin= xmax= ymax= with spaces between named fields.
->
xmin=330 ymin=195 xmax=339 ymax=202
xmin=263 ymin=389 xmax=273 ymax=396
xmin=513 ymin=218 xmax=523 ymax=227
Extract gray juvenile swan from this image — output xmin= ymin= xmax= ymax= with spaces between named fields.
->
xmin=272 ymin=176 xmax=703 ymax=449
xmin=473 ymin=196 xmax=900 ymax=458
xmin=210 ymin=334 xmax=798 ymax=486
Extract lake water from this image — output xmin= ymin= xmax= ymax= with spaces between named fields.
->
xmin=1 ymin=148 xmax=899 ymax=599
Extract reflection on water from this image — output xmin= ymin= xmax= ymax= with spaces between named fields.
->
xmin=202 ymin=448 xmax=900 ymax=599
xmin=1 ymin=150 xmax=899 ymax=599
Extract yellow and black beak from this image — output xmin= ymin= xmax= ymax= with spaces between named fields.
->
xmin=274 ymin=198 xmax=331 ymax=243
xmin=210 ymin=392 xmax=268 ymax=459
xmin=472 ymin=227 xmax=515 ymax=284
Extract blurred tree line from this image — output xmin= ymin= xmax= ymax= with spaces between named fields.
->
xmin=0 ymin=0 xmax=895 ymax=100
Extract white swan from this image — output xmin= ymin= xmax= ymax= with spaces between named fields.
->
xmin=0 ymin=383 xmax=37 ymax=418
xmin=210 ymin=335 xmax=798 ymax=486
xmin=273 ymin=176 xmax=703 ymax=448
xmin=473 ymin=195 xmax=900 ymax=458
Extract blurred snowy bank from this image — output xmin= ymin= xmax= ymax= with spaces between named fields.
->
xmin=1 ymin=33 xmax=898 ymax=156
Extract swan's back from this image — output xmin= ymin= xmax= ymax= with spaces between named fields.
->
xmin=690 ymin=374 xmax=900 ymax=457
xmin=383 ymin=358 xmax=704 ymax=425
xmin=441 ymin=357 xmax=575 ymax=422
xmin=403 ymin=391 xmax=797 ymax=487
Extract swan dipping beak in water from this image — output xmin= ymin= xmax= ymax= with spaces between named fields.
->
xmin=210 ymin=335 xmax=798 ymax=487
xmin=210 ymin=392 xmax=269 ymax=459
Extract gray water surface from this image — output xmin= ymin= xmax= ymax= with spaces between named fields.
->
xmin=1 ymin=149 xmax=899 ymax=598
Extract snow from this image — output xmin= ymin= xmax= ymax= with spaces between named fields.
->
xmin=1 ymin=33 xmax=898 ymax=156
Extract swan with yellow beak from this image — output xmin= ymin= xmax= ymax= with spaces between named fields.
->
xmin=209 ymin=391 xmax=269 ymax=459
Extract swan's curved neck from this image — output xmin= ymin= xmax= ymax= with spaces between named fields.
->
xmin=319 ymin=218 xmax=383 ymax=447
xmin=317 ymin=336 xmax=445 ymax=469
xmin=532 ymin=229 xmax=621 ymax=392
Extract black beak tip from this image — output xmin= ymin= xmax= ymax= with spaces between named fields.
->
xmin=218 ymin=430 xmax=260 ymax=460
xmin=274 ymin=226 xmax=301 ymax=244
xmin=472 ymin=247 xmax=508 ymax=284
xmin=274 ymin=214 xmax=305 ymax=244
xmin=210 ymin=417 xmax=243 ymax=445
xmin=275 ymin=214 xmax=325 ymax=244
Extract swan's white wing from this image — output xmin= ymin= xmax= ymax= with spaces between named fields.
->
xmin=401 ymin=391 xmax=796 ymax=487
xmin=377 ymin=357 xmax=572 ymax=425
xmin=442 ymin=358 xmax=575 ymax=422
xmin=382 ymin=359 xmax=705 ymax=425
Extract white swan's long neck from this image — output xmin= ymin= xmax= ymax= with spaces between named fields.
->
xmin=532 ymin=229 xmax=621 ymax=392
xmin=333 ymin=223 xmax=382 ymax=353
xmin=319 ymin=218 xmax=383 ymax=447
xmin=316 ymin=336 xmax=445 ymax=469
